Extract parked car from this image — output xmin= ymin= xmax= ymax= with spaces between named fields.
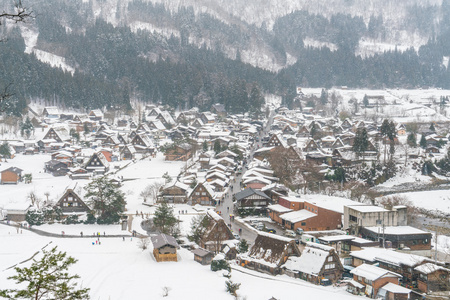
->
xmin=284 ymin=230 xmax=296 ymax=238
xmin=233 ymin=233 xmax=241 ymax=240
xmin=255 ymin=223 xmax=264 ymax=231
xmin=265 ymin=228 xmax=276 ymax=234
xmin=296 ymin=228 xmax=304 ymax=235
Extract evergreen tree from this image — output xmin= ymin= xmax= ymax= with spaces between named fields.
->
xmin=352 ymin=127 xmax=369 ymax=158
xmin=420 ymin=135 xmax=427 ymax=149
xmin=213 ymin=140 xmax=221 ymax=154
xmin=202 ymin=140 xmax=208 ymax=152
xmin=84 ymin=176 xmax=126 ymax=224
xmin=153 ymin=201 xmax=178 ymax=235
xmin=0 ymin=246 xmax=90 ymax=300
xmin=363 ymin=94 xmax=369 ymax=107
xmin=0 ymin=141 xmax=11 ymax=161
xmin=407 ymin=133 xmax=417 ymax=147
xmin=249 ymin=83 xmax=265 ymax=118
xmin=20 ymin=116 xmax=34 ymax=138
xmin=238 ymin=239 xmax=249 ymax=253
xmin=320 ymin=88 xmax=328 ymax=105
xmin=430 ymin=122 xmax=436 ymax=132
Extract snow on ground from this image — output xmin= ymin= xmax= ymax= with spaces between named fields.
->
xmin=32 ymin=49 xmax=75 ymax=74
xmin=391 ymin=190 xmax=450 ymax=214
xmin=377 ymin=165 xmax=432 ymax=188
xmin=0 ymin=154 xmax=77 ymax=210
xmin=129 ymin=21 xmax=181 ymax=39
xmin=0 ymin=225 xmax=360 ymax=300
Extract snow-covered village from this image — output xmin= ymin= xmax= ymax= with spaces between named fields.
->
xmin=3 ymin=0 xmax=450 ymax=299
xmin=0 ymin=86 xmax=450 ymax=300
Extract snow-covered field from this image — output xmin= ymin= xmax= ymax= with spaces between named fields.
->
xmin=0 ymin=225 xmax=361 ymax=300
xmin=391 ymin=190 xmax=450 ymax=215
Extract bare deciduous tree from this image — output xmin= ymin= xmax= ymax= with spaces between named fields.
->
xmin=137 ymin=237 xmax=150 ymax=251
xmin=27 ymin=191 xmax=43 ymax=209
xmin=140 ymin=182 xmax=163 ymax=203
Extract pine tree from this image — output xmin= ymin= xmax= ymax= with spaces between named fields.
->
xmin=353 ymin=128 xmax=369 ymax=159
xmin=20 ymin=116 xmax=34 ymax=138
xmin=0 ymin=246 xmax=90 ymax=300
xmin=420 ymin=135 xmax=427 ymax=149
xmin=320 ymin=88 xmax=328 ymax=105
xmin=84 ymin=176 xmax=126 ymax=224
xmin=238 ymin=239 xmax=249 ymax=253
xmin=363 ymin=94 xmax=369 ymax=107
xmin=0 ymin=141 xmax=11 ymax=161
xmin=407 ymin=133 xmax=417 ymax=147
xmin=430 ymin=122 xmax=436 ymax=132
xmin=153 ymin=201 xmax=178 ymax=235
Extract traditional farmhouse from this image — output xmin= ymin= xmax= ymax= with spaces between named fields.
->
xmin=85 ymin=152 xmax=110 ymax=174
xmin=158 ymin=181 xmax=190 ymax=204
xmin=199 ymin=210 xmax=234 ymax=253
xmin=239 ymin=232 xmax=300 ymax=275
xmin=55 ymin=189 xmax=90 ymax=213
xmin=283 ymin=242 xmax=344 ymax=284
xmin=188 ymin=182 xmax=215 ymax=206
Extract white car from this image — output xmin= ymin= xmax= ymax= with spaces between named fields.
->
xmin=284 ymin=230 xmax=296 ymax=238
xmin=233 ymin=233 xmax=241 ymax=240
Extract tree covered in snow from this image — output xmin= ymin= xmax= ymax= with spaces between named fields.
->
xmin=84 ymin=176 xmax=126 ymax=224
xmin=0 ymin=246 xmax=90 ymax=300
xmin=153 ymin=201 xmax=178 ymax=235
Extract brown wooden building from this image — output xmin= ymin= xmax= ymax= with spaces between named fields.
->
xmin=151 ymin=234 xmax=179 ymax=262
xmin=1 ymin=167 xmax=23 ymax=184
xmin=239 ymin=233 xmax=301 ymax=275
xmin=199 ymin=210 xmax=234 ymax=253
xmin=282 ymin=242 xmax=344 ymax=284
xmin=55 ymin=189 xmax=90 ymax=213
xmin=415 ymin=263 xmax=450 ymax=294
xmin=350 ymin=264 xmax=402 ymax=299
xmin=188 ymin=182 xmax=215 ymax=206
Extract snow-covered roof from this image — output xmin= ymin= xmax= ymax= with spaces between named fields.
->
xmin=267 ymin=204 xmax=293 ymax=213
xmin=346 ymin=205 xmax=388 ymax=213
xmin=304 ymin=195 xmax=358 ymax=214
xmin=318 ymin=235 xmax=355 ymax=243
xmin=364 ymin=226 xmax=430 ymax=236
xmin=350 ymin=264 xmax=401 ymax=281
xmin=379 ymin=282 xmax=411 ymax=294
xmin=280 ymin=210 xmax=316 ymax=223
xmin=414 ymin=263 xmax=450 ymax=274
xmin=350 ymin=248 xmax=429 ymax=267
xmin=206 ymin=209 xmax=223 ymax=222
xmin=283 ymin=243 xmax=331 ymax=275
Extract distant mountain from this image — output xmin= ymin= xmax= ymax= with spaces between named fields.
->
xmin=0 ymin=0 xmax=449 ymax=114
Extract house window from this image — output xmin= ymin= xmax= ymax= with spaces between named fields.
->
xmin=195 ymin=192 xmax=200 ymax=195
xmin=301 ymin=222 xmax=306 ymax=226
xmin=327 ymin=256 xmax=333 ymax=262
xmin=349 ymin=215 xmax=357 ymax=222
xmin=202 ymin=192 xmax=206 ymax=196
xmin=364 ymin=278 xmax=372 ymax=285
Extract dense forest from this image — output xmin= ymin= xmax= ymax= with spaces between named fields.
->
xmin=1 ymin=0 xmax=450 ymax=115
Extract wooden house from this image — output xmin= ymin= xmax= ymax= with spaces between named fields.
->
xmin=222 ymin=244 xmax=239 ymax=260
xmin=88 ymin=109 xmax=103 ymax=121
xmin=211 ymin=103 xmax=226 ymax=118
xmin=164 ymin=143 xmax=192 ymax=161
xmin=192 ymin=248 xmax=215 ymax=265
xmin=55 ymin=189 xmax=90 ymax=213
xmin=85 ymin=152 xmax=110 ymax=174
xmin=131 ymin=133 xmax=154 ymax=154
xmin=45 ymin=160 xmax=69 ymax=176
xmin=1 ymin=167 xmax=23 ymax=184
xmin=282 ymin=242 xmax=344 ymax=284
xmin=350 ymin=264 xmax=402 ymax=299
xmin=158 ymin=181 xmax=190 ymax=204
xmin=42 ymin=127 xmax=68 ymax=143
xmin=233 ymin=188 xmax=272 ymax=211
xmin=120 ymin=144 xmax=137 ymax=160
xmin=199 ymin=210 xmax=234 ymax=253
xmin=188 ymin=182 xmax=215 ymax=206
xmin=151 ymin=234 xmax=179 ymax=262
xmin=415 ymin=263 xmax=450 ymax=293
xmin=239 ymin=232 xmax=301 ymax=275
